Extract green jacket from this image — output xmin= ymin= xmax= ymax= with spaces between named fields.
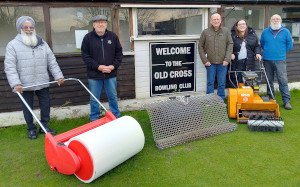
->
xmin=198 ymin=26 xmax=233 ymax=64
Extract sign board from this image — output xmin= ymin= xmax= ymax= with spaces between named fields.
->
xmin=150 ymin=42 xmax=196 ymax=96
xmin=75 ymin=30 xmax=88 ymax=49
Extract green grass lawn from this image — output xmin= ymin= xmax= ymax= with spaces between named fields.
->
xmin=0 ymin=90 xmax=299 ymax=186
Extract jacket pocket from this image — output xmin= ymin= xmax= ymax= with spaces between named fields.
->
xmin=218 ymin=33 xmax=226 ymax=42
xmin=206 ymin=34 xmax=215 ymax=43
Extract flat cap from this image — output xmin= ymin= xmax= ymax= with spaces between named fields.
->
xmin=92 ymin=15 xmax=108 ymax=22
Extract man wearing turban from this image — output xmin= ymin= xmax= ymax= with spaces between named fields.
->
xmin=4 ymin=16 xmax=65 ymax=139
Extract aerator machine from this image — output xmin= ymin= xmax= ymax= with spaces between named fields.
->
xmin=228 ymin=61 xmax=284 ymax=132
xmin=14 ymin=78 xmax=145 ymax=183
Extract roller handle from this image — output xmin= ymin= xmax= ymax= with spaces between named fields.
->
xmin=13 ymin=78 xmax=108 ymax=133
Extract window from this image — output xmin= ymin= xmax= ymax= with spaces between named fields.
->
xmin=137 ymin=9 xmax=204 ymax=36
xmin=269 ymin=7 xmax=300 ymax=43
xmin=119 ymin=8 xmax=131 ymax=51
xmin=224 ymin=6 xmax=265 ymax=38
xmin=50 ymin=7 xmax=111 ymax=53
xmin=0 ymin=6 xmax=45 ymax=56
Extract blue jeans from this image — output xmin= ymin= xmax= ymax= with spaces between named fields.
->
xmin=206 ymin=64 xmax=228 ymax=100
xmin=21 ymin=87 xmax=50 ymax=131
xmin=263 ymin=60 xmax=291 ymax=104
xmin=88 ymin=77 xmax=121 ymax=121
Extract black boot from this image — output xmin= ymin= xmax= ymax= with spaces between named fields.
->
xmin=39 ymin=127 xmax=56 ymax=135
xmin=28 ymin=130 xmax=37 ymax=139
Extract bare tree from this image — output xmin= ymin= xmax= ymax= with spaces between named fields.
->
xmin=137 ymin=9 xmax=158 ymax=25
xmin=119 ymin=8 xmax=129 ymax=22
xmin=0 ymin=6 xmax=40 ymax=27
xmin=74 ymin=7 xmax=110 ymax=29
xmin=174 ymin=9 xmax=203 ymax=19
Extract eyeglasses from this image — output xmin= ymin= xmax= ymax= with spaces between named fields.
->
xmin=94 ymin=21 xmax=107 ymax=25
xmin=237 ymin=23 xmax=246 ymax=26
xmin=22 ymin=26 xmax=35 ymax=30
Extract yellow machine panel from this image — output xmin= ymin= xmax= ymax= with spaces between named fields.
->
xmin=237 ymin=86 xmax=254 ymax=103
xmin=228 ymin=83 xmax=280 ymax=124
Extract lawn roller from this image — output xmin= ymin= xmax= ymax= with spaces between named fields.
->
xmin=13 ymin=78 xmax=145 ymax=183
xmin=228 ymin=60 xmax=284 ymax=132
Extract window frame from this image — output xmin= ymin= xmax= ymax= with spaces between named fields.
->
xmin=0 ymin=2 xmax=119 ymax=57
xmin=0 ymin=4 xmax=46 ymax=57
xmin=46 ymin=3 xmax=118 ymax=56
xmin=1 ymin=2 xmax=299 ymax=58
xmin=222 ymin=4 xmax=300 ymax=45
xmin=120 ymin=4 xmax=221 ymax=41
xmin=268 ymin=6 xmax=300 ymax=44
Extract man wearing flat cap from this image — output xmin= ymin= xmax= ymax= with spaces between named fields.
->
xmin=4 ymin=16 xmax=64 ymax=139
xmin=81 ymin=15 xmax=123 ymax=121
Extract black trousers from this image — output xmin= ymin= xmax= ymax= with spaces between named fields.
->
xmin=20 ymin=87 xmax=50 ymax=131
xmin=232 ymin=59 xmax=247 ymax=84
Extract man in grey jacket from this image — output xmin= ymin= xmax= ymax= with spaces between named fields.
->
xmin=198 ymin=13 xmax=233 ymax=100
xmin=4 ymin=16 xmax=64 ymax=139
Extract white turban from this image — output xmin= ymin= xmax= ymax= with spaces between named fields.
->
xmin=16 ymin=16 xmax=35 ymax=34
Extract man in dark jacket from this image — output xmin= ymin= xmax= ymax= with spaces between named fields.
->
xmin=81 ymin=15 xmax=123 ymax=121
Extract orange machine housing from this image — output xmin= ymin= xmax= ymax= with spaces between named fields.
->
xmin=228 ymin=83 xmax=280 ymax=123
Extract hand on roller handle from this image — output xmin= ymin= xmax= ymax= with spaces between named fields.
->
xmin=57 ymin=78 xmax=65 ymax=86
xmin=14 ymin=85 xmax=23 ymax=93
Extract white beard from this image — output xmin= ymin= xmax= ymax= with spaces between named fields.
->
xmin=270 ymin=23 xmax=281 ymax=30
xmin=21 ymin=30 xmax=38 ymax=47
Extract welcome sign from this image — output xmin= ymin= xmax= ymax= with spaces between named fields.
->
xmin=150 ymin=42 xmax=196 ymax=96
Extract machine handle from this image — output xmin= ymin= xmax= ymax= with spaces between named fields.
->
xmin=259 ymin=60 xmax=276 ymax=101
xmin=13 ymin=78 xmax=108 ymax=133
xmin=228 ymin=59 xmax=276 ymax=102
xmin=228 ymin=58 xmax=264 ymax=88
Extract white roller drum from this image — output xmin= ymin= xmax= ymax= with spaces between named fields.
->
xmin=66 ymin=115 xmax=145 ymax=183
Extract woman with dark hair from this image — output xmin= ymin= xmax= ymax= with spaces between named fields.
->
xmin=230 ymin=19 xmax=262 ymax=87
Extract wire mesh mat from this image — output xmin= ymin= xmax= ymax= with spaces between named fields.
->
xmin=143 ymin=94 xmax=238 ymax=149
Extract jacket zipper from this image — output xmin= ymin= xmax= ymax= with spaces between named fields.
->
xmin=101 ymin=39 xmax=105 ymax=61
xmin=273 ymin=29 xmax=283 ymax=39
xmin=101 ymin=38 xmax=105 ymax=78
xmin=32 ymin=48 xmax=36 ymax=83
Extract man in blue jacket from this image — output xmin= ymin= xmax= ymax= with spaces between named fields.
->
xmin=260 ymin=14 xmax=293 ymax=110
xmin=81 ymin=15 xmax=123 ymax=121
